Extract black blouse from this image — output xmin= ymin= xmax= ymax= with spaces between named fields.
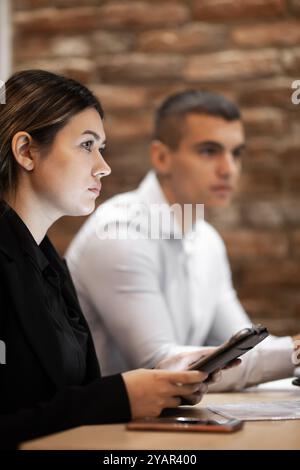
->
xmin=0 ymin=202 xmax=131 ymax=450
xmin=6 ymin=204 xmax=89 ymax=386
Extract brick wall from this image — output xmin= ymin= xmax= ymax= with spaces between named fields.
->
xmin=12 ymin=0 xmax=300 ymax=336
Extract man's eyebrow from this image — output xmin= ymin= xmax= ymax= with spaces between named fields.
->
xmin=233 ymin=143 xmax=246 ymax=151
xmin=193 ymin=141 xmax=246 ymax=151
xmin=193 ymin=140 xmax=224 ymax=149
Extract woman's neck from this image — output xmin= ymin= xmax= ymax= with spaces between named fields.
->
xmin=4 ymin=189 xmax=59 ymax=245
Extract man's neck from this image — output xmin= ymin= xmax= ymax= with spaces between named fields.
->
xmin=157 ymin=175 xmax=200 ymax=235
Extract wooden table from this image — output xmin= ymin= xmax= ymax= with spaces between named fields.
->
xmin=20 ymin=379 xmax=300 ymax=450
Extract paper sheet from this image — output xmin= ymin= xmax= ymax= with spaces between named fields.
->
xmin=208 ymin=400 xmax=300 ymax=421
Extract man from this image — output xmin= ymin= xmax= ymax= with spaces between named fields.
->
xmin=66 ymin=90 xmax=298 ymax=390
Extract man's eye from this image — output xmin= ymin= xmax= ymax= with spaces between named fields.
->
xmin=81 ymin=140 xmax=93 ymax=152
xmin=233 ymin=148 xmax=244 ymax=160
xmin=200 ymin=147 xmax=218 ymax=156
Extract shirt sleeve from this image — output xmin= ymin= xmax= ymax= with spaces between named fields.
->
xmin=68 ymin=234 xmax=196 ymax=370
xmin=206 ymin=242 xmax=295 ymax=391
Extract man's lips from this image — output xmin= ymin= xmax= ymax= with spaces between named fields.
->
xmin=211 ymin=184 xmax=233 ymax=192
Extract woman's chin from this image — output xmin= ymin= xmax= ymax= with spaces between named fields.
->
xmin=68 ymin=202 xmax=96 ymax=217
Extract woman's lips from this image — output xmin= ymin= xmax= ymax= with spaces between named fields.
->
xmin=88 ymin=185 xmax=101 ymax=196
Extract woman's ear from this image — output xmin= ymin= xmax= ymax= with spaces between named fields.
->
xmin=150 ymin=140 xmax=173 ymax=176
xmin=11 ymin=131 xmax=35 ymax=171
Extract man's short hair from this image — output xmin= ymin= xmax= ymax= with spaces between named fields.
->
xmin=154 ymin=90 xmax=241 ymax=150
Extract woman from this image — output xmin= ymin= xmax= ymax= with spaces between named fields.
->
xmin=0 ymin=70 xmax=209 ymax=449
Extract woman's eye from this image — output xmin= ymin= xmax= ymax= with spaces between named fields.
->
xmin=81 ymin=140 xmax=93 ymax=152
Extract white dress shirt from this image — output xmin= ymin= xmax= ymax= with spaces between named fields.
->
xmin=66 ymin=171 xmax=294 ymax=390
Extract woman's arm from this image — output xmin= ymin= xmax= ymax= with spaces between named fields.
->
xmin=0 ymin=374 xmax=130 ymax=450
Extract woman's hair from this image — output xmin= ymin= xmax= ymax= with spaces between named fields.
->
xmin=0 ymin=69 xmax=104 ymax=197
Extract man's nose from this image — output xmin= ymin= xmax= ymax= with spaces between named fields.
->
xmin=217 ymin=152 xmax=237 ymax=178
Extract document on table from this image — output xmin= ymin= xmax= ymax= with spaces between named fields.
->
xmin=208 ymin=400 xmax=300 ymax=421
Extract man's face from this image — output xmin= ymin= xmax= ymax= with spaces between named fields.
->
xmin=163 ymin=113 xmax=245 ymax=207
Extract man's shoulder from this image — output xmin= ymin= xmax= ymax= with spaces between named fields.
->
xmin=66 ymin=187 xmax=156 ymax=262
xmin=196 ymin=220 xmax=226 ymax=252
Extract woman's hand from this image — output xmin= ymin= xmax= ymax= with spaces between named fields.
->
xmin=155 ymin=349 xmax=241 ymax=404
xmin=122 ymin=369 xmax=208 ymax=419
xmin=155 ymin=348 xmax=216 ymax=372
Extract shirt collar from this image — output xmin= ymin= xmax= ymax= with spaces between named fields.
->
xmin=137 ymin=171 xmax=203 ymax=241
xmin=1 ymin=201 xmax=67 ymax=280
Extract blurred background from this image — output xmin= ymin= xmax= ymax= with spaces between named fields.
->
xmin=1 ymin=0 xmax=300 ymax=336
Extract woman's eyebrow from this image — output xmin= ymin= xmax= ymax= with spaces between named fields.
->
xmin=81 ymin=130 xmax=101 ymax=141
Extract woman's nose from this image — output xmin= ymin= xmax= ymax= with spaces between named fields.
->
xmin=93 ymin=154 xmax=111 ymax=178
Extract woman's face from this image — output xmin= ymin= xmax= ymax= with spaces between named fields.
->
xmin=30 ymin=107 xmax=110 ymax=217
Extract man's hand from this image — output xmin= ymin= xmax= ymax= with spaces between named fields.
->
xmin=292 ymin=334 xmax=300 ymax=343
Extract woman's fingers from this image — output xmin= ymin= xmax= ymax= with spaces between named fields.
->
xmin=164 ymin=397 xmax=182 ymax=409
xmin=168 ymin=370 xmax=208 ymax=385
xmin=167 ymin=382 xmax=205 ymax=397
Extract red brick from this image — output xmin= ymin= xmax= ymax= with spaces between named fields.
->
xmin=14 ymin=58 xmax=95 ymax=84
xmin=105 ymin=113 xmax=152 ymax=141
xmin=240 ymin=297 xmax=285 ymax=319
xmin=278 ymin=146 xmax=300 ymax=167
xmin=246 ymin=137 xmax=280 ymax=158
xmin=14 ymin=34 xmax=52 ymax=62
xmin=241 ymin=137 xmax=280 ymax=167
xmin=240 ymin=313 xmax=300 ymax=336
xmin=14 ymin=0 xmax=99 ymax=9
xmin=14 ymin=7 xmax=102 ymax=33
xmin=282 ymin=47 xmax=300 ymax=74
xmin=242 ymin=201 xmax=284 ymax=228
xmin=15 ymin=3 xmax=188 ymax=32
xmin=232 ymin=21 xmax=300 ymax=48
xmin=242 ymin=260 xmax=300 ymax=286
xmin=281 ymin=198 xmax=300 ymax=225
xmin=238 ymin=78 xmax=295 ymax=108
xmin=96 ymin=54 xmax=183 ymax=82
xmin=93 ymin=84 xmax=216 ymax=111
xmin=238 ymin=169 xmax=282 ymax=197
xmin=51 ymin=36 xmax=91 ymax=57
xmin=97 ymin=1 xmax=190 ymax=29
xmin=206 ymin=204 xmax=241 ymax=229
xmin=193 ymin=0 xmax=286 ymax=21
xmin=184 ymin=50 xmax=281 ymax=82
xmin=291 ymin=230 xmax=300 ymax=256
xmin=242 ymin=107 xmax=286 ymax=136
xmin=290 ymin=0 xmax=300 ymax=14
xmin=90 ymin=84 xmax=150 ymax=111
xmin=14 ymin=34 xmax=92 ymax=62
xmin=136 ymin=23 xmax=228 ymax=53
xmin=222 ymin=230 xmax=288 ymax=259
xmin=286 ymin=172 xmax=300 ymax=193
xmin=92 ymin=31 xmax=133 ymax=54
